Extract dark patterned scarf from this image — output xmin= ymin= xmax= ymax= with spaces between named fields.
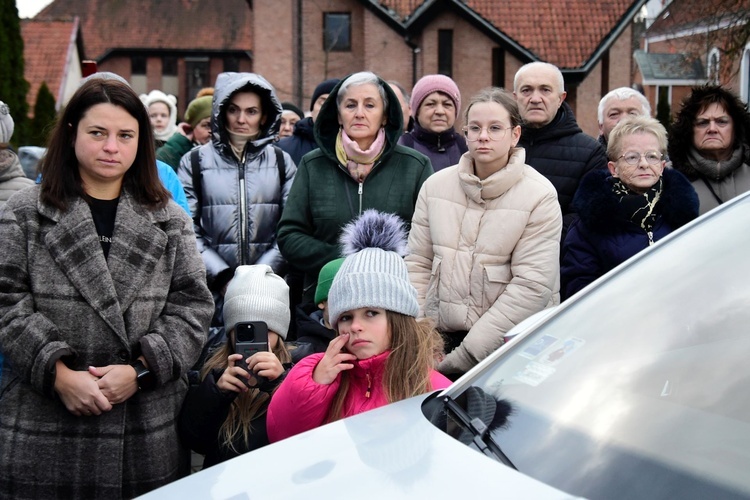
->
xmin=609 ymin=176 xmax=663 ymax=233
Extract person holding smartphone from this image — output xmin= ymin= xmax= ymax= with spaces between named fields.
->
xmin=179 ymin=265 xmax=292 ymax=469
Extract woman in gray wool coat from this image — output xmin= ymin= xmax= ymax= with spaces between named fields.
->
xmin=0 ymin=76 xmax=214 ymax=498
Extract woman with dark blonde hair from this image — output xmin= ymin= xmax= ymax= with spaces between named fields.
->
xmin=268 ymin=211 xmax=450 ymax=442
xmin=406 ymin=87 xmax=562 ymax=377
xmin=0 ymin=76 xmax=214 ymax=498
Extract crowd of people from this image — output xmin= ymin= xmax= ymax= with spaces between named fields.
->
xmin=1 ymin=59 xmax=748 ymax=497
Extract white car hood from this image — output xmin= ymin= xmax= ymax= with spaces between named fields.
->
xmin=140 ymin=393 xmax=581 ymax=499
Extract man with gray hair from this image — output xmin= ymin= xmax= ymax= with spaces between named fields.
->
xmin=598 ymin=87 xmax=651 ymax=146
xmin=514 ymin=61 xmax=606 ymax=233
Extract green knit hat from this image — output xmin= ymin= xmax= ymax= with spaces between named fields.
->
xmin=184 ymin=95 xmax=213 ymax=127
xmin=314 ymin=257 xmax=346 ymax=305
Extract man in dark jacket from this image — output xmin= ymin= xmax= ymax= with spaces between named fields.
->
xmin=277 ymin=78 xmax=340 ymax=166
xmin=514 ymin=62 xmax=607 ymax=232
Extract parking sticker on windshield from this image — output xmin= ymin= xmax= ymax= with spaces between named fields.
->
xmin=540 ymin=337 xmax=584 ymax=366
xmin=513 ymin=361 xmax=555 ymax=387
xmin=518 ymin=334 xmax=558 ymax=359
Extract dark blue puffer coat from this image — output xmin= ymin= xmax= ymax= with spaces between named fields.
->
xmin=560 ymin=168 xmax=698 ymax=299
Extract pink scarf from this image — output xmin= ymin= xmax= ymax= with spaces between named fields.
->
xmin=335 ymin=128 xmax=386 ymax=182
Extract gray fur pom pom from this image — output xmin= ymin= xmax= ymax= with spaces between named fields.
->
xmin=339 ymin=209 xmax=409 ymax=257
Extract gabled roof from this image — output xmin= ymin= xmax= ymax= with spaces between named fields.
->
xmin=374 ymin=0 xmax=645 ymax=71
xmin=646 ymin=0 xmax=750 ymax=38
xmin=634 ymin=50 xmax=706 ymax=82
xmin=35 ymin=0 xmax=253 ymax=61
xmin=21 ymin=18 xmax=83 ymax=112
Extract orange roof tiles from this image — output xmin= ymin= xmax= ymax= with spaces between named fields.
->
xmin=21 ymin=19 xmax=79 ymax=113
xmin=36 ymin=0 xmax=253 ymax=61
xmin=379 ymin=0 xmax=640 ymax=68
xmin=379 ymin=0 xmax=425 ymax=19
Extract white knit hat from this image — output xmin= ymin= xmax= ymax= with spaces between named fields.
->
xmin=139 ymin=89 xmax=178 ymax=142
xmin=328 ymin=210 xmax=419 ymax=328
xmin=223 ymin=265 xmax=290 ymax=339
xmin=0 ymin=101 xmax=15 ymax=145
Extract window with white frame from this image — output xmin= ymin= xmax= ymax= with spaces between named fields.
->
xmin=707 ymin=48 xmax=720 ymax=84
xmin=741 ymin=44 xmax=750 ymax=103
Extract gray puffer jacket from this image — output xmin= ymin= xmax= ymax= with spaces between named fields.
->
xmin=178 ymin=73 xmax=296 ymax=290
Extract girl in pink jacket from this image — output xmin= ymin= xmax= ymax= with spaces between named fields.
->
xmin=267 ymin=210 xmax=452 ymax=442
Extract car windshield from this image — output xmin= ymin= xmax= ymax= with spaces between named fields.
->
xmin=439 ymin=196 xmax=750 ymax=500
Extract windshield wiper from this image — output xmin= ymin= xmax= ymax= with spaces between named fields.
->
xmin=441 ymin=393 xmax=516 ymax=469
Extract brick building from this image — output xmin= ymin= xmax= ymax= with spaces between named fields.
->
xmin=32 ymin=0 xmax=646 ymax=135
xmin=253 ymin=0 xmax=646 ymax=136
xmin=21 ymin=17 xmax=85 ymax=116
xmin=35 ymin=0 xmax=254 ymax=117
xmin=636 ymin=0 xmax=750 ymax=117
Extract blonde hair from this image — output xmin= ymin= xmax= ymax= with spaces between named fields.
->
xmin=607 ymin=115 xmax=667 ymax=161
xmin=326 ymin=312 xmax=442 ymax=422
xmin=201 ymin=334 xmax=291 ymax=452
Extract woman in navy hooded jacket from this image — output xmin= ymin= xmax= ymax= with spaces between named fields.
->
xmin=561 ymin=116 xmax=698 ymax=300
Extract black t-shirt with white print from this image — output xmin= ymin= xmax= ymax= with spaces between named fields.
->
xmin=88 ymin=197 xmax=119 ymax=259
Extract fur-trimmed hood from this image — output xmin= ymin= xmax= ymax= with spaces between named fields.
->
xmin=573 ymin=168 xmax=699 ymax=234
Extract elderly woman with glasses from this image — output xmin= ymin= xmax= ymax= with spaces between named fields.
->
xmin=406 ymin=87 xmax=562 ymax=378
xmin=561 ymin=116 xmax=698 ymax=300
xmin=668 ymin=85 xmax=750 ymax=215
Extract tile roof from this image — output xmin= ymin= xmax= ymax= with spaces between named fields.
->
xmin=21 ymin=18 xmax=79 ymax=113
xmin=378 ymin=0 xmax=424 ymax=19
xmin=377 ymin=0 xmax=642 ymax=68
xmin=647 ymin=0 xmax=750 ymax=37
xmin=634 ymin=50 xmax=705 ymax=80
xmin=36 ymin=0 xmax=253 ymax=61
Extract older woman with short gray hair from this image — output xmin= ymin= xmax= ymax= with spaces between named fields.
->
xmin=561 ymin=116 xmax=699 ymax=299
xmin=278 ymin=71 xmax=433 ymax=303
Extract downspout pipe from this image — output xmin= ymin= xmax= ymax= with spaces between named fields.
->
xmin=296 ymin=0 xmax=304 ymax=107
xmin=405 ymin=36 xmax=420 ymax=87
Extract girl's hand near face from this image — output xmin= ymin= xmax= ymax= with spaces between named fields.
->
xmin=217 ymin=354 xmax=252 ymax=393
xmin=312 ymin=334 xmax=357 ymax=385
xmin=246 ymin=351 xmax=284 ymax=382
